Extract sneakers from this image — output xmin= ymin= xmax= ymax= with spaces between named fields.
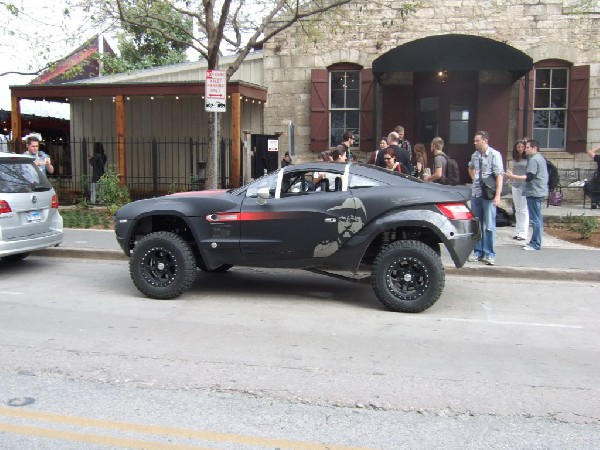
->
xmin=482 ymin=256 xmax=495 ymax=265
xmin=522 ymin=245 xmax=536 ymax=251
xmin=468 ymin=254 xmax=494 ymax=265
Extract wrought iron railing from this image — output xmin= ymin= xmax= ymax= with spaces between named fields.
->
xmin=5 ymin=137 xmax=236 ymax=204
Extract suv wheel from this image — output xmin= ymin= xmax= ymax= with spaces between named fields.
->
xmin=372 ymin=240 xmax=445 ymax=313
xmin=130 ymin=231 xmax=196 ymax=299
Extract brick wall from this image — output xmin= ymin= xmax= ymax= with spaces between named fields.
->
xmin=264 ymin=0 xmax=600 ymax=167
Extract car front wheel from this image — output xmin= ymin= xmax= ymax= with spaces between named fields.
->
xmin=371 ymin=240 xmax=445 ymax=313
xmin=130 ymin=231 xmax=196 ymax=299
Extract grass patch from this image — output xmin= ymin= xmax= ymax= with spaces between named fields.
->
xmin=60 ymin=208 xmax=112 ymax=229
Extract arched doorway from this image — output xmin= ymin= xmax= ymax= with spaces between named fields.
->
xmin=372 ymin=34 xmax=533 ymax=183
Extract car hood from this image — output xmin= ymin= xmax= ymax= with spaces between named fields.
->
xmin=115 ymin=189 xmax=239 ymax=219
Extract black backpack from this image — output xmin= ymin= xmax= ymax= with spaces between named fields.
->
xmin=546 ymin=159 xmax=560 ymax=192
xmin=441 ymin=153 xmax=460 ymax=185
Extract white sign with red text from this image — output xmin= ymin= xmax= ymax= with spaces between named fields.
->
xmin=205 ymin=70 xmax=227 ymax=112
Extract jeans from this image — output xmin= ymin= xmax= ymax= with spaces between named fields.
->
xmin=471 ymin=196 xmax=497 ymax=258
xmin=511 ymin=186 xmax=529 ymax=239
xmin=526 ymin=196 xmax=543 ymax=250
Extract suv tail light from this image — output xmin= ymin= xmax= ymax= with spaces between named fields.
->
xmin=436 ymin=203 xmax=473 ymax=220
xmin=0 ymin=199 xmax=11 ymax=214
xmin=51 ymin=195 xmax=59 ymax=209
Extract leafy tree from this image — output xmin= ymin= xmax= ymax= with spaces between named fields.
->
xmin=101 ymin=2 xmax=192 ymax=74
xmin=72 ymin=0 xmax=416 ymax=189
xmin=0 ymin=0 xmax=94 ymax=77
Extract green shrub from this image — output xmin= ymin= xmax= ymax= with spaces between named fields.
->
xmin=60 ymin=209 xmax=111 ymax=229
xmin=567 ymin=214 xmax=598 ymax=239
xmin=97 ymin=165 xmax=131 ymax=215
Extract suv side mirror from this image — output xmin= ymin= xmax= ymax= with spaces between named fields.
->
xmin=257 ymin=187 xmax=270 ymax=205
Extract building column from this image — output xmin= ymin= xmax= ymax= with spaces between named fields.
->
xmin=11 ymin=96 xmax=21 ymax=151
xmin=231 ymin=92 xmax=241 ymax=188
xmin=115 ymin=95 xmax=127 ymax=184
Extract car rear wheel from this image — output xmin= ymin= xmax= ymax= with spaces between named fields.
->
xmin=371 ymin=240 xmax=445 ymax=313
xmin=130 ymin=231 xmax=196 ymax=299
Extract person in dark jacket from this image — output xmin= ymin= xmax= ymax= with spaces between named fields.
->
xmin=89 ymin=142 xmax=106 ymax=204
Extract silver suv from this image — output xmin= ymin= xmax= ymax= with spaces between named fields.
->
xmin=0 ymin=153 xmax=63 ymax=261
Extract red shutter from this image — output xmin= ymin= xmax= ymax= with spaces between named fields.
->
xmin=566 ymin=65 xmax=589 ymax=154
xmin=310 ymin=69 xmax=329 ymax=152
xmin=359 ymin=68 xmax=374 ymax=153
xmin=517 ymin=70 xmax=534 ymax=140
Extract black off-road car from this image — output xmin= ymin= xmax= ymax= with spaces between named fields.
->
xmin=114 ymin=163 xmax=479 ymax=313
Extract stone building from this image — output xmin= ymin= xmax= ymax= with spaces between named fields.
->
xmin=263 ymin=0 xmax=600 ymax=183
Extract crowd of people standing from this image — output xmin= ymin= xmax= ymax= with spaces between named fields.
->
xmin=313 ymin=126 xmax=570 ymax=265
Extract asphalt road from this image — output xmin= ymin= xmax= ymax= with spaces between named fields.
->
xmin=1 ymin=257 xmax=599 ymax=448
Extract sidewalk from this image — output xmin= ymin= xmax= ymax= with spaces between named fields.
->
xmin=37 ymin=202 xmax=600 ymax=281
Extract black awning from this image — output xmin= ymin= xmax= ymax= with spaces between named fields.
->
xmin=372 ymin=34 xmax=533 ymax=81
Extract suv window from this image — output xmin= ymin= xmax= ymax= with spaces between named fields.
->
xmin=0 ymin=160 xmax=48 ymax=193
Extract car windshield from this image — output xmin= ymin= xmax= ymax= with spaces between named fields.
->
xmin=0 ymin=160 xmax=49 ymax=193
xmin=230 ymin=171 xmax=279 ymax=197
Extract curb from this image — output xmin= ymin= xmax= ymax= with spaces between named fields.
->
xmin=37 ymin=247 xmax=600 ymax=282
xmin=445 ymin=266 xmax=600 ymax=282
xmin=37 ymin=247 xmax=126 ymax=261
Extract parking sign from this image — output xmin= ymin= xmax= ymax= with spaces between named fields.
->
xmin=205 ymin=70 xmax=227 ymax=112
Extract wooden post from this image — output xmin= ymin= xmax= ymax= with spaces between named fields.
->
xmin=231 ymin=92 xmax=241 ymax=188
xmin=115 ymin=95 xmax=126 ymax=185
xmin=11 ymin=96 xmax=22 ymax=151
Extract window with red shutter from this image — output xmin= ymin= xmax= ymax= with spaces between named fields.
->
xmin=567 ymin=65 xmax=589 ymax=154
xmin=519 ymin=61 xmax=589 ymax=153
xmin=311 ymin=65 xmax=372 ymax=155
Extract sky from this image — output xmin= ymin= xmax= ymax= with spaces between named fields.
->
xmin=0 ymin=0 xmax=95 ymax=120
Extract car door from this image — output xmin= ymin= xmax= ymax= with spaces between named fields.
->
xmin=239 ymin=167 xmax=364 ymax=260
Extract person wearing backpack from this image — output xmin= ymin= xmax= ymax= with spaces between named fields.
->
xmin=505 ymin=139 xmax=548 ymax=251
xmin=424 ymin=137 xmax=447 ymax=183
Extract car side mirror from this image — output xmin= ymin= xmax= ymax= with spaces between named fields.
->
xmin=257 ymin=187 xmax=270 ymax=205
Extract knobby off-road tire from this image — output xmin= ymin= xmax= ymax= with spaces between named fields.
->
xmin=130 ymin=231 xmax=196 ymax=300
xmin=371 ymin=240 xmax=445 ymax=313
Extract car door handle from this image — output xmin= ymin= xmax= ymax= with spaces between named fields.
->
xmin=324 ymin=218 xmax=337 ymax=223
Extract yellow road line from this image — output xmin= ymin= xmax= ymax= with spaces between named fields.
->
xmin=0 ymin=407 xmax=371 ymax=450
xmin=0 ymin=423 xmax=211 ymax=449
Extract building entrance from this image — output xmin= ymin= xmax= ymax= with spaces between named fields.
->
xmin=414 ymin=71 xmax=478 ymax=184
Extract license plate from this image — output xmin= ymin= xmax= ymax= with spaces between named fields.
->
xmin=26 ymin=210 xmax=41 ymax=222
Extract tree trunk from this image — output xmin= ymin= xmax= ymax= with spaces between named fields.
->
xmin=205 ymin=111 xmax=223 ymax=190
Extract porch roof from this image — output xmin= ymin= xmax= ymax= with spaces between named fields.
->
xmin=372 ymin=34 xmax=533 ymax=81
xmin=9 ymin=81 xmax=268 ymax=103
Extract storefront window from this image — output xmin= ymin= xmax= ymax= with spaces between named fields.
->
xmin=532 ymin=67 xmax=568 ymax=149
xmin=329 ymin=70 xmax=360 ymax=147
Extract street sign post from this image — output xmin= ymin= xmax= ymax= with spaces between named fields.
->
xmin=205 ymin=70 xmax=227 ymax=113
xmin=205 ymin=69 xmax=227 ymax=189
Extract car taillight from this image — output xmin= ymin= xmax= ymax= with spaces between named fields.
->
xmin=51 ymin=195 xmax=59 ymax=209
xmin=0 ymin=199 xmax=11 ymax=214
xmin=436 ymin=203 xmax=473 ymax=220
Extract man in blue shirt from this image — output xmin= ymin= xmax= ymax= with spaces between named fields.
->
xmin=467 ymin=131 xmax=504 ymax=265
xmin=23 ymin=135 xmax=54 ymax=175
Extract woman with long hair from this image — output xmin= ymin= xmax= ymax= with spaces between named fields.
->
xmin=412 ymin=143 xmax=428 ymax=179
xmin=510 ymin=139 xmax=529 ymax=240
